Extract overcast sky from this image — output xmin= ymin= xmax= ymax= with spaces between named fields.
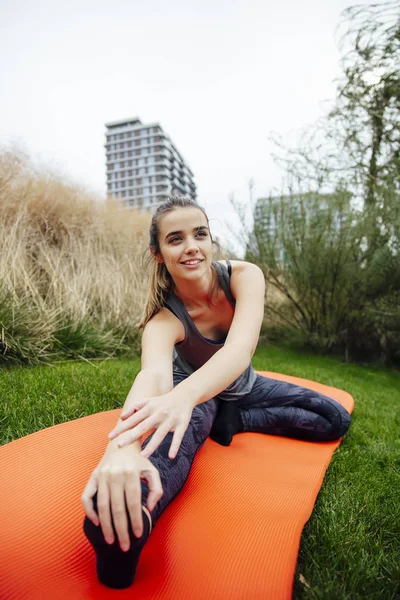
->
xmin=0 ymin=0 xmax=372 ymax=252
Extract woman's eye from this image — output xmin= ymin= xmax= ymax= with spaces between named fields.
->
xmin=197 ymin=231 xmax=207 ymax=237
xmin=170 ymin=237 xmax=181 ymax=243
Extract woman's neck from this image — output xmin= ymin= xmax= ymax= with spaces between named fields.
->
xmin=172 ymin=265 xmax=216 ymax=309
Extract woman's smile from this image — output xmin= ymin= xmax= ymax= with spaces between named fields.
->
xmin=180 ymin=259 xmax=204 ymax=269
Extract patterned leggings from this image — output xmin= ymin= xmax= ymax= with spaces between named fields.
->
xmin=140 ymin=372 xmax=351 ymax=528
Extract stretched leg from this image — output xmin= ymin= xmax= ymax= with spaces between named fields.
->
xmin=236 ymin=374 xmax=351 ymax=442
xmin=140 ymin=389 xmax=218 ymax=526
xmin=83 ymin=373 xmax=218 ymax=588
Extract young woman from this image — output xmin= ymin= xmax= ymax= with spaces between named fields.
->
xmin=82 ymin=196 xmax=351 ymax=589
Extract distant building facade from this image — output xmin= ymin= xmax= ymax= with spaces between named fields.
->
xmin=254 ymin=191 xmax=350 ymax=237
xmin=249 ymin=191 xmax=351 ymax=262
xmin=105 ymin=117 xmax=196 ymax=210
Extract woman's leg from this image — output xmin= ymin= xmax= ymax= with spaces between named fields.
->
xmin=236 ymin=374 xmax=351 ymax=442
xmin=83 ymin=372 xmax=218 ymax=589
xmin=140 ymin=383 xmax=218 ymax=527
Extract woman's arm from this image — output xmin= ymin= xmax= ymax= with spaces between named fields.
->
xmin=109 ymin=309 xmax=183 ymax=446
xmin=174 ymin=261 xmax=265 ymax=408
xmin=107 ymin=369 xmax=170 ymax=453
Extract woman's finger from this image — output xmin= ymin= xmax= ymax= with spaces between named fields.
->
xmin=81 ymin=472 xmax=100 ymax=526
xmin=168 ymin=425 xmax=187 ymax=459
xmin=120 ymin=406 xmax=136 ymax=420
xmin=124 ymin=471 xmax=144 ymax=538
xmin=109 ymin=406 xmax=150 ymax=440
xmin=141 ymin=466 xmax=164 ymax=512
xmin=109 ymin=476 xmax=130 ymax=551
xmin=140 ymin=424 xmax=171 ymax=459
xmin=120 ymin=398 xmax=149 ymax=419
xmin=97 ymin=478 xmax=114 ymax=545
xmin=117 ymin=415 xmax=157 ymax=447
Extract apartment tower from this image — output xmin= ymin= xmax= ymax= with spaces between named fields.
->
xmin=105 ymin=117 xmax=196 ymax=210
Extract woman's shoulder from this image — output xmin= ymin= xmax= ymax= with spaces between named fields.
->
xmin=216 ymin=260 xmax=265 ymax=302
xmin=144 ymin=306 xmax=185 ymax=344
xmin=216 ymin=259 xmax=261 ymax=276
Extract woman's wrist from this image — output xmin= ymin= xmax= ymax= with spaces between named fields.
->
xmin=106 ymin=432 xmax=142 ymax=454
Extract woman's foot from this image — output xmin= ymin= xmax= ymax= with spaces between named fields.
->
xmin=210 ymin=401 xmax=244 ymax=446
xmin=83 ymin=496 xmax=153 ymax=589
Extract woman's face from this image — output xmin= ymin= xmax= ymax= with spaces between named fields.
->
xmin=155 ymin=207 xmax=213 ymax=281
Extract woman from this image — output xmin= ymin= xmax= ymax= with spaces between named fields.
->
xmin=82 ymin=196 xmax=351 ymax=589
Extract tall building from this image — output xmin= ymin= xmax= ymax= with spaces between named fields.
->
xmin=105 ymin=117 xmax=196 ymax=210
xmin=248 ymin=191 xmax=351 ymax=262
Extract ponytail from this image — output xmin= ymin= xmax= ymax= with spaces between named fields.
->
xmin=136 ymin=258 xmax=172 ymax=329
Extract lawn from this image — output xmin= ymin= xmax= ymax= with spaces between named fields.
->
xmin=1 ymin=344 xmax=399 ymax=599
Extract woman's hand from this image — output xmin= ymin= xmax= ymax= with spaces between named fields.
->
xmin=81 ymin=441 xmax=163 ymax=552
xmin=107 ymin=391 xmax=194 ymax=460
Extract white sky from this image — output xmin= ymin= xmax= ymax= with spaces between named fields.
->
xmin=0 ymin=0 xmax=371 ymax=253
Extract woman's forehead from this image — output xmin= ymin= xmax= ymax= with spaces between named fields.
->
xmin=159 ymin=207 xmax=208 ymax=233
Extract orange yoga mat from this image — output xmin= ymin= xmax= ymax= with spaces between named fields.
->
xmin=0 ymin=371 xmax=354 ymax=600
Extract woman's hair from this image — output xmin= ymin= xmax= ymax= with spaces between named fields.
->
xmin=136 ymin=195 xmax=221 ymax=329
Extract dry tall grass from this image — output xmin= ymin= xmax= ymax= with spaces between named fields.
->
xmin=0 ymin=150 xmax=151 ymax=364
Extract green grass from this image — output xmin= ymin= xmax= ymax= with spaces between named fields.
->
xmin=1 ymin=344 xmax=399 ymax=599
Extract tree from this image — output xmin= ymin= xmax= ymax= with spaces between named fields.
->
xmin=236 ymin=1 xmax=400 ymax=363
xmin=331 ymin=1 xmax=400 ymax=207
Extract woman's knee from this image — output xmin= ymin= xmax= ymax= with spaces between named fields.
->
xmin=324 ymin=404 xmax=351 ymax=441
xmin=299 ymin=392 xmax=352 ymax=441
xmin=191 ymin=398 xmax=218 ymax=439
xmin=337 ymin=405 xmax=351 ymax=437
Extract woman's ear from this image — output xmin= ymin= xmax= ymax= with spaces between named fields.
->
xmin=150 ymin=248 xmax=164 ymax=264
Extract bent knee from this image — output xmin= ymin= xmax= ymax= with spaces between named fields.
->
xmin=328 ymin=406 xmax=351 ymax=440
xmin=338 ymin=407 xmax=351 ymax=437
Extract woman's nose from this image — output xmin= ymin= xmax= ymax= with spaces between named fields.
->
xmin=184 ymin=237 xmax=200 ymax=252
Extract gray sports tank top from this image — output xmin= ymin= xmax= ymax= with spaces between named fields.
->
xmin=164 ymin=260 xmax=257 ymax=401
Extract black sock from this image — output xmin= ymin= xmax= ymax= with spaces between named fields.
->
xmin=83 ymin=492 xmax=152 ymax=589
xmin=210 ymin=401 xmax=244 ymax=446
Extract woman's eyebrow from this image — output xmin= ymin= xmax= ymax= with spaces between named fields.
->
xmin=164 ymin=226 xmax=208 ymax=240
